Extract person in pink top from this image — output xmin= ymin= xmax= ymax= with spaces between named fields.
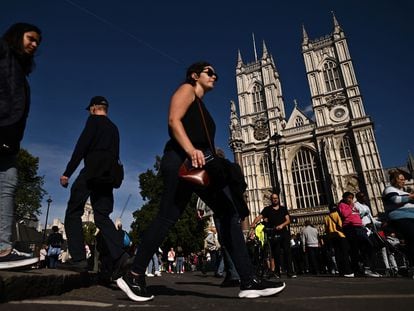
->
xmin=338 ymin=192 xmax=380 ymax=277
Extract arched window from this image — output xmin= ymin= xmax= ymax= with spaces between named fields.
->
xmin=295 ymin=116 xmax=304 ymax=127
xmin=259 ymin=155 xmax=270 ymax=187
xmin=252 ymin=84 xmax=265 ymax=112
xmin=292 ymin=148 xmax=326 ymax=209
xmin=339 ymin=136 xmax=355 ymax=173
xmin=323 ymin=61 xmax=342 ymax=92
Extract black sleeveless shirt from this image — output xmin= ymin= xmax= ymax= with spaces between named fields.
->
xmin=165 ymin=98 xmax=216 ymax=153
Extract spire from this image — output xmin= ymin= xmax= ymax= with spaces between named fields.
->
xmin=262 ymin=40 xmax=268 ymax=59
xmin=237 ymin=49 xmax=243 ymax=68
xmin=302 ymin=24 xmax=309 ymax=45
xmin=332 ymin=11 xmax=342 ymax=34
xmin=252 ymin=33 xmax=258 ymax=62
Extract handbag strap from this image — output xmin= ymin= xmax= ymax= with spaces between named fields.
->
xmin=196 ymin=98 xmax=215 ymax=156
xmin=329 ymin=214 xmax=342 ymax=231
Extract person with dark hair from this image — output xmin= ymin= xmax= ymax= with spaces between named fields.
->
xmin=324 ymin=204 xmax=353 ymax=277
xmin=0 ymin=23 xmax=42 ymax=270
xmin=338 ymin=192 xmax=380 ymax=277
xmin=250 ymin=193 xmax=296 ymax=279
xmin=59 ymin=96 xmax=130 ymax=276
xmin=116 ymin=61 xmax=285 ymax=302
xmin=382 ymin=169 xmax=414 ymax=273
xmin=47 ymin=225 xmax=64 ymax=269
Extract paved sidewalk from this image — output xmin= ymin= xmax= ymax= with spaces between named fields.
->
xmin=0 ymin=268 xmax=95 ymax=302
xmin=2 ymin=270 xmax=414 ymax=310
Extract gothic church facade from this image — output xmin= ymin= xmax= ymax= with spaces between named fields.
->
xmin=229 ymin=15 xmax=385 ymax=233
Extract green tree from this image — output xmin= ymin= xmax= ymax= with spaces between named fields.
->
xmin=130 ymin=156 xmax=207 ymax=254
xmin=15 ymin=148 xmax=47 ymax=221
xmin=83 ymin=222 xmax=97 ymax=246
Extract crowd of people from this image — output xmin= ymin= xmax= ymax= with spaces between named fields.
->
xmin=245 ymin=177 xmax=413 ymax=280
xmin=1 ymin=21 xmax=413 ymax=305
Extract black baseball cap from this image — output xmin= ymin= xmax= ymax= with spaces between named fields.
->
xmin=86 ymin=96 xmax=109 ymax=110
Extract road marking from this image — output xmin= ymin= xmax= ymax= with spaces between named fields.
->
xmin=9 ymin=300 xmax=169 ymax=308
xmin=9 ymin=300 xmax=113 ymax=307
xmin=283 ymin=294 xmax=414 ymax=301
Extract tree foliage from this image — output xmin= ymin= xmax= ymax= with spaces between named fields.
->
xmin=83 ymin=222 xmax=97 ymax=246
xmin=15 ymin=148 xmax=47 ymax=221
xmin=130 ymin=156 xmax=207 ymax=255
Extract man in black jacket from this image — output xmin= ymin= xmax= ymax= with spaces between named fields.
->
xmin=59 ymin=96 xmax=129 ymax=274
xmin=0 ymin=23 xmax=41 ymax=270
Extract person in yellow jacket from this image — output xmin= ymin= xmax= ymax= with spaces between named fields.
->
xmin=324 ymin=204 xmax=353 ymax=277
xmin=254 ymin=223 xmax=265 ymax=247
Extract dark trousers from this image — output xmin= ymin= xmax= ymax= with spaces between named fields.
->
xmin=331 ymin=237 xmax=352 ymax=275
xmin=269 ymin=232 xmax=294 ymax=275
xmin=305 ymin=246 xmax=320 ymax=274
xmin=130 ymin=149 xmax=255 ymax=284
xmin=390 ymin=218 xmax=414 ymax=266
xmin=64 ymin=169 xmax=124 ymax=262
xmin=343 ymin=226 xmax=376 ymax=273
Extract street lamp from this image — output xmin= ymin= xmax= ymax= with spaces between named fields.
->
xmin=42 ymin=196 xmax=52 ymax=243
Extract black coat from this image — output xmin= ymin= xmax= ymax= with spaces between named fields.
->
xmin=0 ymin=40 xmax=30 ymax=155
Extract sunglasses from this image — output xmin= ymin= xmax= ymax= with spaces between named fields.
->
xmin=202 ymin=68 xmax=218 ymax=81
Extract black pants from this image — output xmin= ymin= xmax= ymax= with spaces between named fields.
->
xmin=64 ymin=169 xmax=124 ymax=262
xmin=331 ymin=237 xmax=352 ymax=275
xmin=269 ymin=232 xmax=294 ymax=275
xmin=343 ymin=226 xmax=376 ymax=273
xmin=305 ymin=246 xmax=320 ymax=274
xmin=130 ymin=149 xmax=255 ymax=284
xmin=389 ymin=218 xmax=414 ymax=266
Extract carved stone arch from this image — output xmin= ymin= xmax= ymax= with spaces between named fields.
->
xmin=286 ymin=143 xmax=317 ymax=169
xmin=317 ymin=56 xmax=338 ymax=71
xmin=247 ymin=80 xmax=264 ymax=94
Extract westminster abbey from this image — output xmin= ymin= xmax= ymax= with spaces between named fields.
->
xmin=229 ymin=14 xmax=386 ymax=233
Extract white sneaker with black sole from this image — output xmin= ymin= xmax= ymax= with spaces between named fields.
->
xmin=0 ymin=249 xmax=39 ymax=270
xmin=239 ymin=278 xmax=286 ymax=299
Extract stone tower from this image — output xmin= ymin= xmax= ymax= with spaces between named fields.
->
xmin=229 ymin=15 xmax=385 ymax=232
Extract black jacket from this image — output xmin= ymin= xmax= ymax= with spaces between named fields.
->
xmin=63 ymin=114 xmax=120 ymax=187
xmin=0 ymin=40 xmax=30 ymax=155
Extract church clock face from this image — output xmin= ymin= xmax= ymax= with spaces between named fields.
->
xmin=330 ymin=106 xmax=349 ymax=122
xmin=253 ymin=120 xmax=269 ymax=140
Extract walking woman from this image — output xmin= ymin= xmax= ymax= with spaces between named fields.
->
xmin=116 ymin=61 xmax=285 ymax=301
xmin=382 ymin=169 xmax=414 ymax=274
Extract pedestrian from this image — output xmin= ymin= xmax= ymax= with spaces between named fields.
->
xmin=38 ymin=244 xmax=48 ymax=269
xmin=59 ymin=96 xmax=130 ymax=276
xmin=250 ymin=193 xmax=297 ymax=278
xmin=338 ymin=192 xmax=380 ymax=277
xmin=324 ymin=203 xmax=353 ymax=277
xmin=167 ymin=247 xmax=175 ymax=273
xmin=0 ymin=23 xmax=42 ymax=269
xmin=301 ymin=220 xmax=320 ymax=275
xmin=116 ymin=61 xmax=285 ymax=302
xmin=47 ymin=225 xmax=64 ymax=269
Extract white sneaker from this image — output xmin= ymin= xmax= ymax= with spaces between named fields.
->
xmin=239 ymin=279 xmax=286 ymax=299
xmin=0 ymin=249 xmax=39 ymax=270
xmin=146 ymin=273 xmax=155 ymax=277
xmin=154 ymin=271 xmax=161 ymax=276
xmin=344 ymin=273 xmax=354 ymax=278
xmin=365 ymin=270 xmax=381 ymax=278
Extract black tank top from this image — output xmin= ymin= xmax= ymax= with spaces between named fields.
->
xmin=166 ymin=98 xmax=216 ymax=153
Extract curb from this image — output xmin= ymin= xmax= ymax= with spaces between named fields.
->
xmin=0 ymin=269 xmax=96 ymax=303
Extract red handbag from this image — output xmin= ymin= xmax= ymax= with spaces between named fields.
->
xmin=178 ymin=98 xmax=214 ymax=187
xmin=178 ymin=158 xmax=210 ymax=187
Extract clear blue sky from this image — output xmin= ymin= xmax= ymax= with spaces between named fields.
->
xmin=2 ymin=0 xmax=413 ymax=231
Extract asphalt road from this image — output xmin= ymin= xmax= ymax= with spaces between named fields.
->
xmin=2 ymin=272 xmax=414 ymax=311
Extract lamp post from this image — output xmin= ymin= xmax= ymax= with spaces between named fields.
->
xmin=42 ymin=196 xmax=52 ymax=243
